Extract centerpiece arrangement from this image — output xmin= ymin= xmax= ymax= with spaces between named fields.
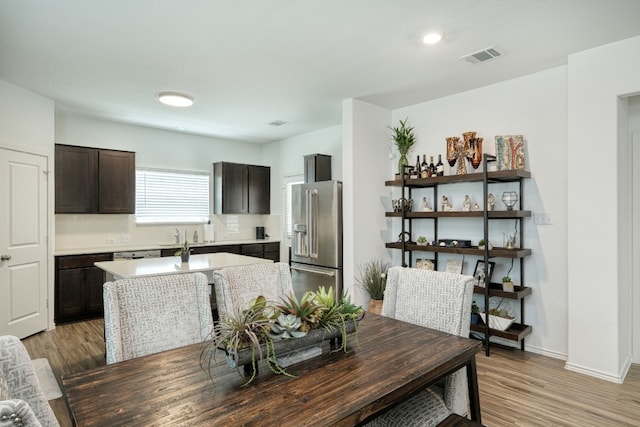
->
xmin=201 ymin=287 xmax=364 ymax=385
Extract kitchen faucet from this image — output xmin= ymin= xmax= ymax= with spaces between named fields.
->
xmin=174 ymin=228 xmax=181 ymax=244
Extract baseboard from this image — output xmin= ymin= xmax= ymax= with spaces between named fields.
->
xmin=523 ymin=344 xmax=567 ymax=361
xmin=564 ymin=361 xmax=626 ymax=384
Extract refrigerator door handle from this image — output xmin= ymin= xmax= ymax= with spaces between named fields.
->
xmin=291 ymin=265 xmax=336 ymax=277
xmin=308 ymin=189 xmax=319 ymax=258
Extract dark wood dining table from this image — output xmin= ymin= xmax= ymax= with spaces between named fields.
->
xmin=62 ymin=313 xmax=482 ymax=426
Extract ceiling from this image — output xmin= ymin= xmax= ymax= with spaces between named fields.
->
xmin=2 ymin=1 xmax=640 ymax=144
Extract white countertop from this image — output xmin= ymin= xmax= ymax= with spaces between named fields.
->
xmin=95 ymin=252 xmax=273 ymax=280
xmin=55 ymin=239 xmax=280 ymax=256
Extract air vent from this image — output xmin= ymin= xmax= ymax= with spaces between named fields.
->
xmin=268 ymin=120 xmax=289 ymax=127
xmin=460 ymin=46 xmax=504 ymax=65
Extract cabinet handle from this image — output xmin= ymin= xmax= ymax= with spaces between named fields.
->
xmin=0 ymin=255 xmax=11 ymax=261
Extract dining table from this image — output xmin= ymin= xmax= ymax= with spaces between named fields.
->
xmin=62 ymin=313 xmax=482 ymax=426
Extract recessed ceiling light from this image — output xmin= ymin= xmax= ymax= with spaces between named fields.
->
xmin=157 ymin=92 xmax=194 ymax=107
xmin=422 ymin=32 xmax=443 ymax=45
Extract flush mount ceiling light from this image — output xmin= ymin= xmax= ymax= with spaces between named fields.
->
xmin=422 ymin=32 xmax=443 ymax=45
xmin=157 ymin=92 xmax=194 ymax=107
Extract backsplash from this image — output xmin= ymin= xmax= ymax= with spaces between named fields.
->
xmin=55 ymin=213 xmax=281 ymax=252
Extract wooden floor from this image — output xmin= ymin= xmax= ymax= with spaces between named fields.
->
xmin=22 ymin=319 xmax=640 ymax=427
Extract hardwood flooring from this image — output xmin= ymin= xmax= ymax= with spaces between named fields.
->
xmin=22 ymin=319 xmax=640 ymax=427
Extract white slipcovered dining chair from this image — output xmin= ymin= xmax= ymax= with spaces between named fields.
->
xmin=212 ymin=262 xmax=294 ymax=319
xmin=103 ymin=272 xmax=214 ymax=364
xmin=366 ymin=266 xmax=475 ymax=427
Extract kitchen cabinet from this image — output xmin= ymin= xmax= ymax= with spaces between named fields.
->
xmin=160 ymin=242 xmax=279 ymax=262
xmin=55 ymin=253 xmax=112 ymax=323
xmin=55 ymin=144 xmax=135 ymax=214
xmin=384 ymin=155 xmax=532 ymax=356
xmin=213 ymin=162 xmax=270 ymax=214
xmin=304 ymin=153 xmax=332 ymax=183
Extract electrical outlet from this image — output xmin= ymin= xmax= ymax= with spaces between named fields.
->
xmin=533 ymin=212 xmax=553 ymax=225
xmin=121 ymin=234 xmax=131 ymax=243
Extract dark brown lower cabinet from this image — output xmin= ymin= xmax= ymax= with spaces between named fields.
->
xmin=161 ymin=242 xmax=279 ymax=262
xmin=55 ymin=253 xmax=112 ymax=324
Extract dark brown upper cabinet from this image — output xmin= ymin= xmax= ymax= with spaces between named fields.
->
xmin=55 ymin=144 xmax=135 ymax=214
xmin=214 ymin=162 xmax=270 ymax=214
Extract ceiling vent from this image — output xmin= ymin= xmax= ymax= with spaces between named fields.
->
xmin=268 ymin=120 xmax=289 ymax=127
xmin=460 ymin=46 xmax=504 ymax=65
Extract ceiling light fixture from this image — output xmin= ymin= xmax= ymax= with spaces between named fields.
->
xmin=422 ymin=32 xmax=443 ymax=45
xmin=157 ymin=92 xmax=194 ymax=107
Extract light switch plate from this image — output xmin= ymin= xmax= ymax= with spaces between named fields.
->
xmin=533 ymin=212 xmax=553 ymax=225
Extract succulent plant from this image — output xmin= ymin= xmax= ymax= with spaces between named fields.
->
xmin=277 ymin=292 xmax=324 ymax=332
xmin=270 ymin=313 xmax=307 ymax=339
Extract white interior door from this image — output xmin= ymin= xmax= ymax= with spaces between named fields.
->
xmin=633 ymin=132 xmax=640 ymax=363
xmin=0 ymin=147 xmax=48 ymax=338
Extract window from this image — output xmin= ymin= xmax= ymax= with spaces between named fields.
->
xmin=135 ymin=168 xmax=209 ymax=224
xmin=283 ymin=175 xmax=304 ymax=238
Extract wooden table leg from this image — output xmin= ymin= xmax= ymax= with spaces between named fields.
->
xmin=466 ymin=356 xmax=482 ymax=423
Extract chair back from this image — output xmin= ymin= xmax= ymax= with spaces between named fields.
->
xmin=382 ymin=266 xmax=474 ymax=337
xmin=103 ymin=272 xmax=214 ymax=364
xmin=213 ymin=262 xmax=293 ymax=319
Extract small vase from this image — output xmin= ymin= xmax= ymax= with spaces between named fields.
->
xmin=368 ymin=299 xmax=383 ymax=315
xmin=398 ymin=153 xmax=409 ymax=176
xmin=181 ymin=252 xmax=190 ymax=263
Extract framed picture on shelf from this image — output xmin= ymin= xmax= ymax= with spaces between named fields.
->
xmin=473 ymin=260 xmax=495 ymax=287
xmin=416 ymin=259 xmax=435 ymax=270
xmin=445 ymin=258 xmax=463 ymax=274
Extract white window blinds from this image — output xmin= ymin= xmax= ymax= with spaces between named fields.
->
xmin=135 ymin=169 xmax=209 ymax=224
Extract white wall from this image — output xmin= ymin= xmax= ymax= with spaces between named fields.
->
xmin=567 ymin=35 xmax=640 ymax=382
xmin=348 ymin=67 xmax=569 ymax=356
xmin=342 ymin=99 xmax=393 ymax=306
xmin=0 ymin=79 xmax=55 ymax=329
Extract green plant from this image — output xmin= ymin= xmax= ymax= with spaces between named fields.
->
xmin=355 ymin=259 xmax=389 ymax=300
xmin=478 ymin=239 xmax=485 ymax=246
xmin=502 ymin=276 xmax=512 ymax=283
xmin=174 ymin=240 xmax=191 ymax=256
xmin=277 ymin=292 xmax=324 ymax=332
xmin=390 ymin=117 xmax=416 ymax=156
xmin=416 ymin=236 xmax=428 ymax=244
xmin=471 ymin=302 xmax=479 ymax=314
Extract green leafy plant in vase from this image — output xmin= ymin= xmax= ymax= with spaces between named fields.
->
xmin=355 ymin=259 xmax=389 ymax=315
xmin=416 ymin=236 xmax=428 ymax=246
xmin=502 ymin=276 xmax=514 ymax=292
xmin=390 ymin=117 xmax=416 ymax=176
xmin=175 ymin=241 xmax=191 ymax=263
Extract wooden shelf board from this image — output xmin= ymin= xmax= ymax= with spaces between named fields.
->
xmin=385 ymin=211 xmax=531 ymax=219
xmin=473 ymin=284 xmax=532 ymax=300
xmin=385 ymin=169 xmax=530 ymax=188
xmin=470 ymin=322 xmax=532 ymax=341
xmin=385 ymin=242 xmax=531 ymax=258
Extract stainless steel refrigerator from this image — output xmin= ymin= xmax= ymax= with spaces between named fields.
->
xmin=290 ymin=180 xmax=343 ymax=299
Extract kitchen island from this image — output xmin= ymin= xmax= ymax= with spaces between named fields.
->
xmin=95 ymin=252 xmax=272 ymax=281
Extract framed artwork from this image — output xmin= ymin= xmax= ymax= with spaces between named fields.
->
xmin=495 ymin=135 xmax=525 ymax=171
xmin=473 ymin=260 xmax=495 ymax=287
xmin=416 ymin=259 xmax=435 ymax=270
xmin=445 ymin=258 xmax=463 ymax=274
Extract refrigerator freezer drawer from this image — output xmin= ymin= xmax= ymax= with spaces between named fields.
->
xmin=290 ymin=263 xmax=342 ymax=300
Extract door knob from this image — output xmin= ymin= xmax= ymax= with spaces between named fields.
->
xmin=0 ymin=255 xmax=10 ymax=261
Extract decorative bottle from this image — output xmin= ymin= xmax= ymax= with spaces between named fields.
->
xmin=421 ymin=155 xmax=429 ymax=178
xmin=429 ymin=156 xmax=436 ymax=177
xmin=436 ymin=154 xmax=444 ymax=176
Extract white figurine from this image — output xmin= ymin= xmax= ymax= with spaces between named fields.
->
xmin=422 ymin=196 xmax=433 ymax=212
xmin=487 ymin=193 xmax=495 ymax=211
xmin=441 ymin=195 xmax=453 ymax=212
xmin=462 ymin=195 xmax=471 ymax=212
xmin=472 ymin=202 xmax=480 ymax=211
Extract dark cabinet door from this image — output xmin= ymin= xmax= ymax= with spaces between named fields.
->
xmin=98 ymin=150 xmax=135 ymax=213
xmin=248 ymin=165 xmax=270 ymax=214
xmin=55 ymin=145 xmax=98 ymax=213
xmin=86 ymin=267 xmax=106 ymax=314
xmin=56 ymin=268 xmax=86 ymax=320
xmin=214 ymin=162 xmax=248 ymax=214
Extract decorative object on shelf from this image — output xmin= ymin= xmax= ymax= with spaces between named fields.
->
xmin=502 ymin=276 xmax=515 ymax=292
xmin=392 ymin=197 xmax=413 ymax=212
xmin=473 ymin=260 xmax=495 ymax=287
xmin=416 ymin=236 xmax=428 ymax=246
xmin=462 ymin=195 xmax=471 ymax=212
xmin=504 ymin=232 xmax=517 ymax=250
xmin=472 ymin=202 xmax=480 ymax=211
xmin=446 ymin=133 xmax=472 ymax=175
xmin=422 ymin=196 xmax=433 ymax=212
xmin=495 ymin=135 xmax=525 ymax=171
xmin=397 ymin=231 xmax=412 ymax=243
xmin=416 ymin=259 xmax=435 ymax=270
xmin=201 ymin=291 xmax=364 ymax=386
xmin=487 ymin=193 xmax=495 ymax=211
xmin=467 ymin=137 xmax=483 ymax=169
xmin=441 ymin=195 xmax=453 ymax=211
xmin=438 ymin=239 xmax=471 ymax=248
xmin=445 ymin=258 xmax=463 ymax=274
xmin=175 ymin=240 xmax=191 ymax=263
xmin=390 ymin=118 xmax=416 ymax=175
xmin=477 ymin=239 xmax=493 ymax=250
xmin=480 ymin=298 xmax=515 ymax=331
xmin=501 ymin=191 xmax=518 ymax=210
xmin=470 ymin=302 xmax=481 ymax=325
xmin=356 ymin=259 xmax=389 ymax=315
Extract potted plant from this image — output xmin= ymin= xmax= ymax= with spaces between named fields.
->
xmin=355 ymin=259 xmax=389 ymax=315
xmin=390 ymin=118 xmax=416 ymax=176
xmin=201 ymin=290 xmax=364 ymax=386
xmin=470 ymin=302 xmax=480 ymax=325
xmin=416 ymin=236 xmax=428 ymax=246
xmin=502 ymin=276 xmax=515 ymax=292
xmin=175 ymin=240 xmax=191 ymax=263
